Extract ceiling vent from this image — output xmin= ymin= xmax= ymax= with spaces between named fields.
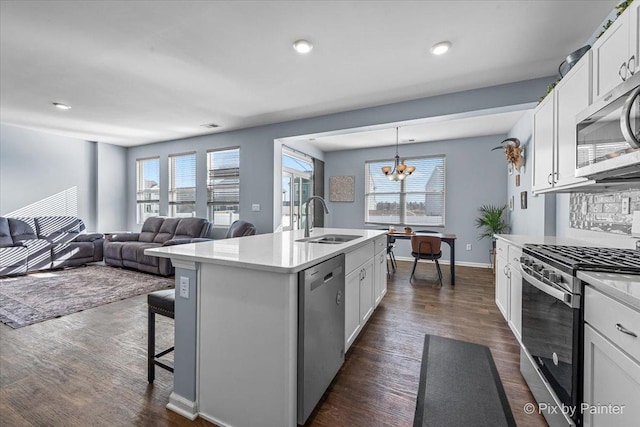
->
xmin=200 ymin=123 xmax=220 ymax=128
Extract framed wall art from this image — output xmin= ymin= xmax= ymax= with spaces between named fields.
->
xmin=329 ymin=176 xmax=355 ymax=202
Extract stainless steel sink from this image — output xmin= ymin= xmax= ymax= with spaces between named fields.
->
xmin=296 ymin=234 xmax=361 ymax=244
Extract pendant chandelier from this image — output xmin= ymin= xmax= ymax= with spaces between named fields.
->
xmin=381 ymin=127 xmax=415 ymax=181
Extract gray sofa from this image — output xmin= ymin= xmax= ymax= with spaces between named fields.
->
xmin=103 ymin=217 xmax=212 ymax=276
xmin=0 ymin=216 xmax=104 ymax=277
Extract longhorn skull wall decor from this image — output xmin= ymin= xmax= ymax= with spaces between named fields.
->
xmin=491 ymin=137 xmax=525 ymax=171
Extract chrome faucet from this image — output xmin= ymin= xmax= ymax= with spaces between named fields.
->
xmin=304 ymin=196 xmax=330 ymax=237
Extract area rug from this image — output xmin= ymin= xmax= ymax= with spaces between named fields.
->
xmin=0 ymin=265 xmax=174 ymax=328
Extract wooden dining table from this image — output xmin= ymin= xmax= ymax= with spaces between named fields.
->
xmin=387 ymin=231 xmax=458 ymax=285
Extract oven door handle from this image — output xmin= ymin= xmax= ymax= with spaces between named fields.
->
xmin=521 ymin=265 xmax=579 ymax=309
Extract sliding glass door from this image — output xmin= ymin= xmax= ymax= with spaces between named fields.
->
xmin=282 ymin=149 xmax=313 ymax=231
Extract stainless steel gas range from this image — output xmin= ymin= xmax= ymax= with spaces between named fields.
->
xmin=518 ymin=244 xmax=640 ymax=426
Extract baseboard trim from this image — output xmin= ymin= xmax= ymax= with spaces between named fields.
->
xmin=166 ymin=392 xmax=198 ymax=420
xmin=393 ymin=256 xmax=491 ymax=269
xmin=198 ymin=411 xmax=233 ymax=427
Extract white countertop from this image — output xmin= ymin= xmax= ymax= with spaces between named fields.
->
xmin=578 ymin=271 xmax=640 ymax=311
xmin=144 ymin=228 xmax=386 ymax=274
xmin=494 ymin=234 xmax=613 ymax=248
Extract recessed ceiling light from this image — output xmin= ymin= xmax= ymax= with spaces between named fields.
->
xmin=53 ymin=102 xmax=71 ymax=110
xmin=293 ymin=39 xmax=313 ymax=54
xmin=430 ymin=41 xmax=451 ymax=55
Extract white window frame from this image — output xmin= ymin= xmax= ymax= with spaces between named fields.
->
xmin=207 ymin=147 xmax=240 ymax=227
xmin=364 ymin=154 xmax=446 ymax=227
xmin=136 ymin=157 xmax=160 ymax=224
xmin=168 ymin=151 xmax=197 ymax=218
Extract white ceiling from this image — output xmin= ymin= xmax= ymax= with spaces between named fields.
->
xmin=0 ymin=0 xmax=616 ymax=147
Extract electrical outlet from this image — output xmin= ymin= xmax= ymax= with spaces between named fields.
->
xmin=622 ymin=197 xmax=631 ymax=215
xmin=252 ymin=204 xmax=260 ymax=212
xmin=179 ymin=276 xmax=190 ymax=299
xmin=466 ymin=244 xmax=472 ymax=251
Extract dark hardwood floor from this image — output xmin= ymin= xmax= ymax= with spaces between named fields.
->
xmin=0 ymin=261 xmax=547 ymax=426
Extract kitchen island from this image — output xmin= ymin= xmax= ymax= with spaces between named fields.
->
xmin=145 ymin=228 xmax=387 ymax=427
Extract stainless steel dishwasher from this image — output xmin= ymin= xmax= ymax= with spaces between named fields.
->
xmin=297 ymin=254 xmax=345 ymax=425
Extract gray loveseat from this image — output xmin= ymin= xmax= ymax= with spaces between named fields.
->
xmin=103 ymin=217 xmax=212 ymax=276
xmin=0 ymin=216 xmax=104 ymax=277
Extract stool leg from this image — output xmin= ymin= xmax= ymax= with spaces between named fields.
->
xmin=148 ymin=309 xmax=155 ymax=384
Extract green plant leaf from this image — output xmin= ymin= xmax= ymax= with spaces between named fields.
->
xmin=474 ymin=204 xmax=509 ymax=240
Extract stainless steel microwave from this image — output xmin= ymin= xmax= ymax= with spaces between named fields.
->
xmin=575 ymin=72 xmax=640 ymax=181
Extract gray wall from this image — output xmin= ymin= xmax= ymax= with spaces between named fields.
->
xmin=96 ymin=142 xmax=128 ymax=232
xmin=126 ymin=77 xmax=555 ymax=233
xmin=506 ymin=111 xmax=556 ymax=236
xmin=324 ymin=135 xmax=508 ymax=266
xmin=0 ymin=124 xmax=127 ymax=231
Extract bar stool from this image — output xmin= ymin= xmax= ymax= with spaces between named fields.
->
xmin=148 ymin=289 xmax=175 ymax=384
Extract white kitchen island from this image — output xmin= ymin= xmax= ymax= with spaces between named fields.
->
xmin=145 ymin=228 xmax=387 ymax=427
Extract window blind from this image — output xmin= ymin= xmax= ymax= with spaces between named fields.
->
xmin=365 ymin=155 xmax=445 ymax=226
xmin=168 ymin=152 xmax=196 ymax=218
xmin=207 ymin=148 xmax=240 ymax=226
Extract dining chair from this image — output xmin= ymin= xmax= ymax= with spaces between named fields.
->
xmin=410 ymin=235 xmax=443 ymax=286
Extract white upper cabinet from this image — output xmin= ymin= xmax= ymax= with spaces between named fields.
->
xmin=554 ymin=54 xmax=592 ymax=188
xmin=592 ymin=1 xmax=639 ymax=100
xmin=532 ymin=50 xmax=593 ymax=193
xmin=532 ymin=92 xmax=556 ymax=192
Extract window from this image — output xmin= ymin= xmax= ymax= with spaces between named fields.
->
xmin=168 ymin=152 xmax=196 ymax=218
xmin=207 ymin=148 xmax=240 ymax=226
xmin=136 ymin=157 xmax=160 ymax=224
xmin=365 ymin=155 xmax=445 ymax=226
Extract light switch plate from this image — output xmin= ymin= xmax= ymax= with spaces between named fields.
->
xmin=252 ymin=204 xmax=260 ymax=212
xmin=179 ymin=276 xmax=190 ymax=299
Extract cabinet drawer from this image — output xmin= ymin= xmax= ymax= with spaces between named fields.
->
xmin=509 ymin=245 xmax=522 ymax=266
xmin=584 ymin=286 xmax=640 ymax=362
xmin=345 ymin=242 xmax=374 ymax=275
xmin=496 ymin=239 xmax=508 ymax=261
xmin=373 ymin=235 xmax=387 ymax=255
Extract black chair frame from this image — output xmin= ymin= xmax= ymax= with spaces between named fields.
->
xmin=148 ymin=294 xmax=175 ymax=384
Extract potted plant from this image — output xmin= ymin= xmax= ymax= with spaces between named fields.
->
xmin=475 ymin=204 xmax=509 ymax=271
xmin=474 ymin=204 xmax=509 ymax=246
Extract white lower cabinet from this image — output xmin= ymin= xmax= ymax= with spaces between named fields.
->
xmin=508 ymin=265 xmax=522 ymax=341
xmin=583 ymin=286 xmax=640 ymax=427
xmin=583 ymin=324 xmax=640 ymax=427
xmin=345 ymin=267 xmax=361 ymax=349
xmin=344 ymin=238 xmax=388 ymax=351
xmin=374 ymin=250 xmax=387 ymax=307
xmin=359 ymin=260 xmax=374 ymax=324
xmin=495 ymin=239 xmax=523 ymax=341
xmin=495 ymin=255 xmax=509 ymax=320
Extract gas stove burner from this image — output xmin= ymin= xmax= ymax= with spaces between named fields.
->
xmin=523 ymin=244 xmax=640 ymax=275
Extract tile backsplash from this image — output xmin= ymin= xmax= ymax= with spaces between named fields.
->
xmin=570 ymin=189 xmax=640 ymax=235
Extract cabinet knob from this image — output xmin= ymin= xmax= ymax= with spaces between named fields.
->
xmin=548 ymin=173 xmax=553 ymax=184
xmin=628 ymin=55 xmax=636 ymax=75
